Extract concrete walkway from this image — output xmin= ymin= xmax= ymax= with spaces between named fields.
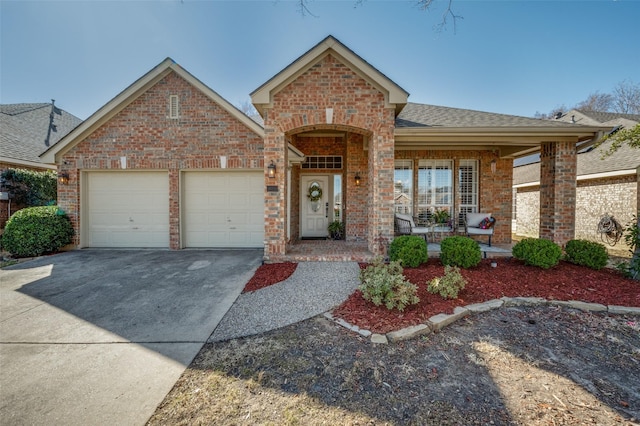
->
xmin=210 ymin=261 xmax=361 ymax=342
xmin=0 ymin=249 xmax=262 ymax=426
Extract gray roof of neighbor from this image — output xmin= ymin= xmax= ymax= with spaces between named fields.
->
xmin=514 ymin=112 xmax=640 ymax=185
xmin=1 ymin=103 xmax=82 ymax=166
xmin=396 ymin=103 xmax=581 ymax=128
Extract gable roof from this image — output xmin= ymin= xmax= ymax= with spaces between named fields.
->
xmin=514 ymin=112 xmax=639 ymax=185
xmin=40 ymin=58 xmax=264 ymax=164
xmin=1 ymin=103 xmax=82 ymax=169
xmin=557 ymin=109 xmax=640 ymax=126
xmin=251 ymin=35 xmax=409 ymax=116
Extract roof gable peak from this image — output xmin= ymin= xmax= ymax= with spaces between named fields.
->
xmin=251 ymin=35 xmax=408 ymax=116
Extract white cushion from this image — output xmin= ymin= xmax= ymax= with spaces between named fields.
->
xmin=395 ymin=213 xmax=416 ymax=228
xmin=467 ymin=212 xmax=491 ymax=228
xmin=467 ymin=227 xmax=494 ymax=235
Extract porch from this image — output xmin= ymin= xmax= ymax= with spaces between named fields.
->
xmin=268 ymin=239 xmax=513 ymax=263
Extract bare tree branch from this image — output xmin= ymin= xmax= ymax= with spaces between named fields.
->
xmin=417 ymin=0 xmax=462 ymax=33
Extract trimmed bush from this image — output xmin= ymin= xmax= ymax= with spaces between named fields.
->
xmin=512 ymin=238 xmax=562 ymax=269
xmin=564 ymin=239 xmax=608 ymax=270
xmin=359 ymin=257 xmax=419 ymax=311
xmin=389 ymin=235 xmax=428 ymax=268
xmin=2 ymin=206 xmax=74 ymax=257
xmin=440 ymin=236 xmax=481 ymax=268
xmin=428 ymin=265 xmax=467 ymax=299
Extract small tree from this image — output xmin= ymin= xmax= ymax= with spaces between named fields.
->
xmin=0 ymin=168 xmax=57 ymax=207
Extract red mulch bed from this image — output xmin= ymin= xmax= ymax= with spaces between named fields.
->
xmin=242 ymin=258 xmax=639 ymax=334
xmin=333 ymin=258 xmax=640 ymax=334
xmin=242 ymin=262 xmax=298 ymax=293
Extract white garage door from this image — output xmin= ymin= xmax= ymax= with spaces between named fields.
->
xmin=183 ymin=171 xmax=264 ymax=248
xmin=86 ymin=172 xmax=169 ymax=248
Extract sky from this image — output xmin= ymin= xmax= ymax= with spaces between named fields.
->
xmin=1 ymin=0 xmax=639 ymax=121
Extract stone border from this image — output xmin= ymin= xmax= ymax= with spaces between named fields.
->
xmin=324 ymin=298 xmax=640 ymax=345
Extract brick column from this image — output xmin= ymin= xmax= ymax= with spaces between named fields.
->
xmin=263 ymin=120 xmax=287 ymax=261
xmin=539 ymin=141 xmax=577 ymax=246
xmin=367 ymin=127 xmax=395 ymax=255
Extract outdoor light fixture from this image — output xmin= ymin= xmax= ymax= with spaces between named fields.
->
xmin=490 ymin=159 xmax=497 ymax=174
xmin=267 ymin=160 xmax=276 ymax=178
xmin=58 ymin=172 xmax=70 ymax=185
xmin=354 ymin=173 xmax=361 ymax=186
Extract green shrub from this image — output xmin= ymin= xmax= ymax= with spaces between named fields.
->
xmin=427 ymin=265 xmax=467 ymax=299
xmin=388 ymin=235 xmax=428 ymax=268
xmin=0 ymin=168 xmax=57 ymax=206
xmin=439 ymin=236 xmax=481 ymax=268
xmin=359 ymin=257 xmax=419 ymax=311
xmin=2 ymin=206 xmax=74 ymax=257
xmin=512 ymin=238 xmax=562 ymax=269
xmin=564 ymin=239 xmax=608 ymax=270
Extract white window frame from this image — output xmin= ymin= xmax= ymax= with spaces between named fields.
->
xmin=417 ymin=159 xmax=453 ymax=221
xmin=394 ymin=160 xmax=413 ymax=215
xmin=458 ymin=159 xmax=479 ymax=227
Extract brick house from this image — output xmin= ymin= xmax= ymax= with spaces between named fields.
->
xmin=1 ymin=103 xmax=82 ymax=227
xmin=514 ymin=109 xmax=639 ymax=256
xmin=40 ymin=36 xmax=607 ymax=261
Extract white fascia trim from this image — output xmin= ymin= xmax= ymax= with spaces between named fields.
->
xmin=577 ymin=169 xmax=636 ymax=181
xmin=0 ymin=157 xmax=57 ymax=170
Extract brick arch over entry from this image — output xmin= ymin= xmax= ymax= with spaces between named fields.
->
xmin=260 ymin=54 xmax=400 ymax=259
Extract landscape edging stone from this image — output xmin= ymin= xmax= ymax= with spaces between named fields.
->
xmin=325 ymin=298 xmax=640 ymax=344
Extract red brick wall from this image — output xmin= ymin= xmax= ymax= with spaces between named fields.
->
xmin=58 ymin=71 xmax=264 ymax=248
xmin=395 ymin=150 xmax=513 ymax=244
xmin=263 ymin=54 xmax=395 ymax=258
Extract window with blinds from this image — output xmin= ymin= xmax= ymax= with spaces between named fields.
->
xmin=458 ymin=159 xmax=478 ymax=227
xmin=394 ymin=160 xmax=413 ymax=214
xmin=416 ymin=160 xmax=454 ymax=223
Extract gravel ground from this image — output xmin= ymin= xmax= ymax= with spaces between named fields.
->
xmin=209 ymin=261 xmax=360 ymax=342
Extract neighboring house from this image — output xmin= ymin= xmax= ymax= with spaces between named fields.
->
xmin=0 ymin=103 xmax=82 ymax=226
xmin=514 ymin=109 xmax=640 ymax=255
xmin=40 ymin=36 xmax=607 ymax=261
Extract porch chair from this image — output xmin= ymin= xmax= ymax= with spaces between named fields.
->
xmin=394 ymin=213 xmax=431 ymax=241
xmin=464 ymin=212 xmax=496 ymax=246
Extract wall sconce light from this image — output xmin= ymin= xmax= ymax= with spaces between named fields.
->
xmin=490 ymin=159 xmax=497 ymax=174
xmin=267 ymin=160 xmax=276 ymax=178
xmin=58 ymin=172 xmax=69 ymax=185
xmin=354 ymin=173 xmax=361 ymax=186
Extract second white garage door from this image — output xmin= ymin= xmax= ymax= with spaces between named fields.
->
xmin=182 ymin=171 xmax=264 ymax=248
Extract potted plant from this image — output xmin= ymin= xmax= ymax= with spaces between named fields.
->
xmin=433 ymin=209 xmax=450 ymax=224
xmin=328 ymin=221 xmax=345 ymax=240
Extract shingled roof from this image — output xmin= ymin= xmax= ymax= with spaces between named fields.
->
xmin=396 ymin=103 xmax=580 ymax=128
xmin=1 ymin=103 xmax=82 ymax=168
xmin=514 ymin=111 xmax=639 ymax=185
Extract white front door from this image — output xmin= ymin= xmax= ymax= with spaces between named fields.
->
xmin=301 ymin=175 xmax=329 ymax=238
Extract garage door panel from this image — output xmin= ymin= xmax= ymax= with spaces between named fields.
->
xmin=183 ymin=172 xmax=264 ymax=248
xmin=87 ymin=172 xmax=169 ymax=248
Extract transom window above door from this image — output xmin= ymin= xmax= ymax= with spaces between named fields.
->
xmin=302 ymin=156 xmax=343 ymax=169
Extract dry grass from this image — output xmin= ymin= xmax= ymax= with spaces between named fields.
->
xmin=148 ymin=307 xmax=639 ymax=425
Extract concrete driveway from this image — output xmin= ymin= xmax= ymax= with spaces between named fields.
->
xmin=0 ymin=249 xmax=262 ymax=425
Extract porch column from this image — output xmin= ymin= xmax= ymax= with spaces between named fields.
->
xmin=263 ymin=123 xmax=287 ymax=260
xmin=367 ymin=128 xmax=395 ymax=255
xmin=539 ymin=141 xmax=577 ymax=246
